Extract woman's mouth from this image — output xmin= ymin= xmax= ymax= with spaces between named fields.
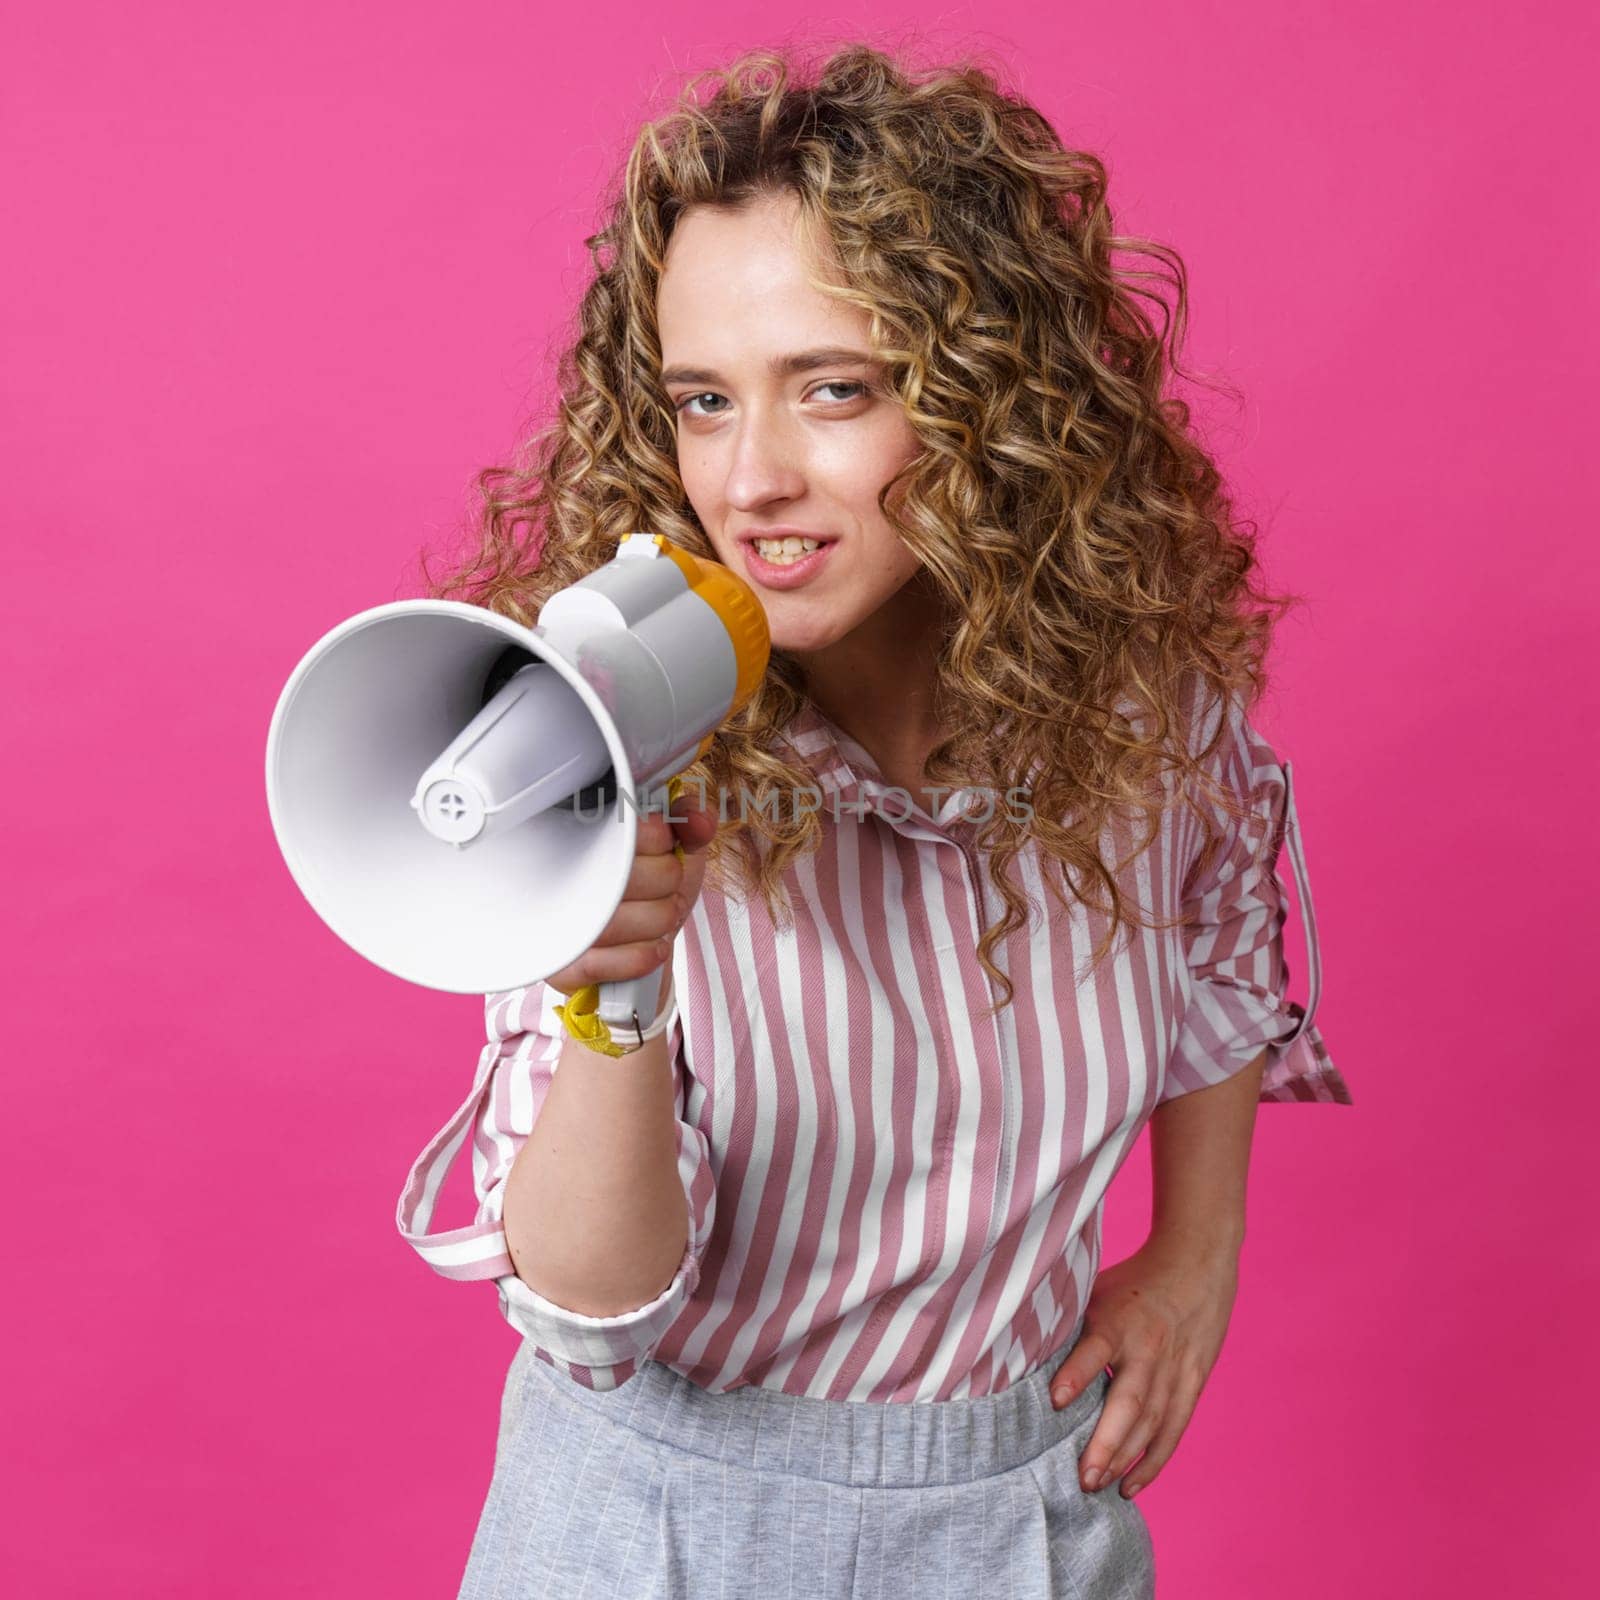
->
xmin=740 ymin=536 xmax=838 ymax=589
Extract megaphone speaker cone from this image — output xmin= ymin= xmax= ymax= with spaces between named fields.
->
xmin=265 ymin=600 xmax=640 ymax=994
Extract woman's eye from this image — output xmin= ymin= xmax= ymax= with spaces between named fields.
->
xmin=812 ymin=381 xmax=867 ymax=403
xmin=676 ymin=392 xmax=728 ymax=418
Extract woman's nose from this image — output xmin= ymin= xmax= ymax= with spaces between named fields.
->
xmin=723 ymin=412 xmax=805 ymax=511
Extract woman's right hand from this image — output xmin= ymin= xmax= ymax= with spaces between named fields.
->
xmin=543 ymin=782 xmax=719 ymax=1000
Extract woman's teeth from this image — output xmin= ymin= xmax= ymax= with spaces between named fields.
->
xmin=753 ymin=536 xmax=823 ymax=565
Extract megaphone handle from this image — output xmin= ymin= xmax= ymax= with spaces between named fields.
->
xmin=595 ymin=778 xmax=674 ymax=1038
xmin=595 ymin=969 xmax=670 ymax=1041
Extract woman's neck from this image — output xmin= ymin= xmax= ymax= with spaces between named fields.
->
xmin=790 ymin=567 xmax=950 ymax=794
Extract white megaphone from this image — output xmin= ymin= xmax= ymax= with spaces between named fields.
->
xmin=264 ymin=532 xmax=769 ymax=1028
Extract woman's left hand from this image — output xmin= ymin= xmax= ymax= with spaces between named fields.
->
xmin=1048 ymin=1232 xmax=1242 ymax=1499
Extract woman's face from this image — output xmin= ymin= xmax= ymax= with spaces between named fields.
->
xmin=656 ymin=190 xmax=925 ymax=654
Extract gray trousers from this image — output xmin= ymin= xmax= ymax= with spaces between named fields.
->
xmin=458 ymin=1328 xmax=1157 ymax=1599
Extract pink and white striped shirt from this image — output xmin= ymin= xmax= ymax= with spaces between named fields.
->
xmin=397 ymin=689 xmax=1350 ymax=1398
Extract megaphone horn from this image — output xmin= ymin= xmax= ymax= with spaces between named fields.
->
xmin=264 ymin=533 xmax=769 ymax=1013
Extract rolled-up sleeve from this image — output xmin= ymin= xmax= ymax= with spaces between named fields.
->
xmin=395 ymin=975 xmax=718 ymax=1390
xmin=1160 ymin=694 xmax=1352 ymax=1107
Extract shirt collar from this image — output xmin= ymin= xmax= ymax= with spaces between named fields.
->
xmin=774 ymin=699 xmax=993 ymax=832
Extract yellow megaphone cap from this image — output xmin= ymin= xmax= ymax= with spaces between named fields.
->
xmin=651 ymin=538 xmax=771 ymax=714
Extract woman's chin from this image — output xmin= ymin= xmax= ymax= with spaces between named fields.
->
xmin=764 ymin=614 xmax=843 ymax=656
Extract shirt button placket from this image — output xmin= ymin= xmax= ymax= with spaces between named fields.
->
xmin=949 ymin=813 xmax=1012 ymax=1254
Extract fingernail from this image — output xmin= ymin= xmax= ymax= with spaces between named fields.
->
xmin=1084 ymin=1468 xmax=1103 ymax=1490
xmin=1123 ymin=1482 xmax=1140 ymax=1499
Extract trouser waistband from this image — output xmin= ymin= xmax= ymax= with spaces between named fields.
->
xmin=526 ymin=1320 xmax=1104 ymax=1490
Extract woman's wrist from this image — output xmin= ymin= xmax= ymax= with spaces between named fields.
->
xmin=1143 ymin=1214 xmax=1246 ymax=1269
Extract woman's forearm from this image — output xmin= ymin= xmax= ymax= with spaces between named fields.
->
xmin=500 ymin=969 xmax=690 ymax=1318
xmin=1146 ymin=1048 xmax=1267 ymax=1256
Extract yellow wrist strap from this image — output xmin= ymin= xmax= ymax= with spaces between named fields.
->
xmin=551 ymin=984 xmax=631 ymax=1057
xmin=552 ymin=773 xmax=688 ymax=1056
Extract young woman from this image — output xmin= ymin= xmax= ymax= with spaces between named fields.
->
xmin=399 ymin=41 xmax=1351 ymax=1598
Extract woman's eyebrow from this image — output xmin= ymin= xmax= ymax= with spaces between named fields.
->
xmin=660 ymin=346 xmax=879 ymax=386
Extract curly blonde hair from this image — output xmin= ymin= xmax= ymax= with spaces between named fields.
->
xmin=416 ymin=39 xmax=1302 ymax=1016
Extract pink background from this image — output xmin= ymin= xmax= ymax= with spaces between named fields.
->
xmin=4 ymin=2 xmax=1594 ymax=1594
